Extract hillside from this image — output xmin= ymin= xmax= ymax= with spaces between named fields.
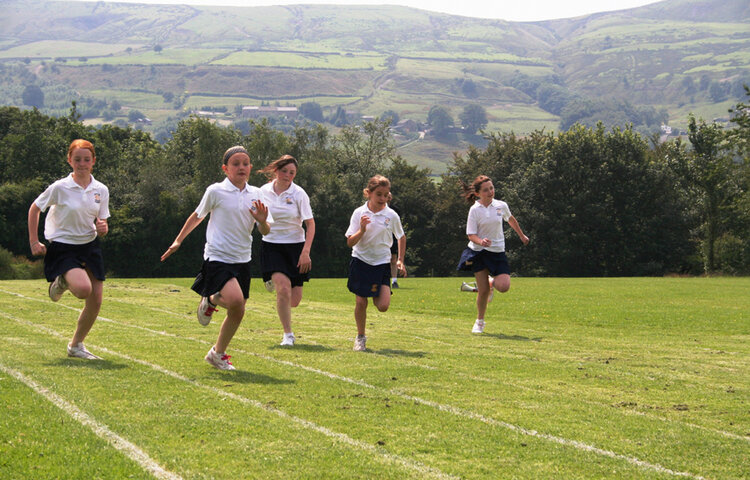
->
xmin=1 ymin=0 xmax=748 ymax=172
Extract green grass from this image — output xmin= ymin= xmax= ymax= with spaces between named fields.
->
xmin=0 ymin=277 xmax=747 ymax=479
xmin=211 ymin=51 xmax=388 ymax=70
xmin=0 ymin=40 xmax=139 ymax=59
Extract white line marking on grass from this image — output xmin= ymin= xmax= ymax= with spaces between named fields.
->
xmin=0 ymin=289 xmax=736 ymax=478
xmin=0 ymin=363 xmax=182 ymax=480
xmin=0 ymin=311 xmax=457 ymax=480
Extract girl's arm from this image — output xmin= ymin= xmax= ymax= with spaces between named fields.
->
xmin=161 ymin=212 xmax=204 ymax=261
xmin=396 ymin=235 xmax=407 ymax=277
xmin=346 ymin=214 xmax=370 ymax=247
xmin=298 ymin=218 xmax=315 ymax=273
xmin=467 ymin=233 xmax=491 ymax=248
xmin=250 ymin=200 xmax=271 ymax=235
xmin=28 ymin=203 xmax=46 ymax=257
xmin=507 ymin=216 xmax=529 ymax=245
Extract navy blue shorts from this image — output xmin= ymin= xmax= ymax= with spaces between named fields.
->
xmin=347 ymin=257 xmax=390 ymax=298
xmin=457 ymin=248 xmax=510 ymax=277
xmin=44 ymin=239 xmax=105 ymax=282
xmin=260 ymin=240 xmax=310 ymax=288
xmin=191 ymin=260 xmax=251 ymax=299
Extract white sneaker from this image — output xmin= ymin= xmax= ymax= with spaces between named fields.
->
xmin=353 ymin=335 xmax=367 ymax=351
xmin=264 ymin=280 xmax=275 ymax=293
xmin=67 ymin=342 xmax=101 ymax=360
xmin=197 ymin=297 xmax=218 ymax=326
xmin=280 ymin=332 xmax=295 ymax=346
xmin=205 ymin=346 xmax=235 ymax=370
xmin=472 ymin=320 xmax=485 ymax=334
xmin=461 ymin=281 xmax=478 ymax=292
xmin=49 ymin=275 xmax=68 ymax=302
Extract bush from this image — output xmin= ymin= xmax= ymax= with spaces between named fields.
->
xmin=715 ymin=234 xmax=749 ymax=274
xmin=0 ymin=247 xmax=44 ymax=279
xmin=0 ymin=247 xmax=13 ymax=279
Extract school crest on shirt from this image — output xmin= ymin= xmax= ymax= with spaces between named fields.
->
xmin=384 ymin=218 xmax=390 ymax=227
xmin=285 ymin=196 xmax=293 ymax=205
xmin=496 ymin=208 xmax=503 ymax=216
xmin=94 ymin=193 xmax=101 ymax=204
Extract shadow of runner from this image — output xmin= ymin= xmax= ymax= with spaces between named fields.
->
xmin=269 ymin=343 xmax=333 ymax=352
xmin=371 ymin=348 xmax=427 ymax=358
xmin=207 ymin=369 xmax=296 ymax=385
xmin=46 ymin=358 xmax=129 ymax=370
xmin=483 ymin=333 xmax=542 ymax=342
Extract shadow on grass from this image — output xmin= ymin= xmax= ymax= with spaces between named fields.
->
xmin=47 ymin=358 xmax=129 ymax=370
xmin=269 ymin=343 xmax=333 ymax=353
xmin=372 ymin=348 xmax=427 ymax=358
xmin=210 ymin=370 xmax=296 ymax=385
xmin=484 ymin=333 xmax=542 ymax=342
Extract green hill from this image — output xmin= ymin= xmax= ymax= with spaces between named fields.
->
xmin=1 ymin=0 xmax=748 ymax=172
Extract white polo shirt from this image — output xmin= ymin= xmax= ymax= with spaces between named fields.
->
xmin=345 ymin=203 xmax=404 ymax=266
xmin=195 ymin=178 xmax=273 ymax=264
xmin=34 ymin=173 xmax=110 ymax=245
xmin=260 ymin=181 xmax=313 ymax=244
xmin=466 ymin=199 xmax=511 ymax=253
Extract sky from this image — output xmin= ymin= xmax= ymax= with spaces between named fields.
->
xmin=66 ymin=0 xmax=664 ymax=22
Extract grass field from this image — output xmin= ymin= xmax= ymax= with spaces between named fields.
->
xmin=1 ymin=277 xmax=748 ymax=479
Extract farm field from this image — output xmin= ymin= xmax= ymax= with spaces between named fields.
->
xmin=0 ymin=277 xmax=748 ymax=479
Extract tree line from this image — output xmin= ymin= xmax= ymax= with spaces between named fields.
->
xmin=1 ymin=90 xmax=749 ymax=279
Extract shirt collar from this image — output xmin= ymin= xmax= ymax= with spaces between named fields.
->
xmin=63 ymin=173 xmax=97 ymax=190
xmin=219 ymin=177 xmax=248 ymax=192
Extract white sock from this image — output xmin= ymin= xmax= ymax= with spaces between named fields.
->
xmin=391 ymin=277 xmax=397 ymax=283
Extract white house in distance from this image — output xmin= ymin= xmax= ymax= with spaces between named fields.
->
xmin=242 ymin=106 xmax=299 ymax=119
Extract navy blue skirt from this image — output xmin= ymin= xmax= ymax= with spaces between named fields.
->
xmin=44 ymin=239 xmax=105 ymax=282
xmin=457 ymin=248 xmax=510 ymax=276
xmin=260 ymin=240 xmax=310 ymax=287
xmin=191 ymin=260 xmax=251 ymax=299
xmin=347 ymin=257 xmax=390 ymax=298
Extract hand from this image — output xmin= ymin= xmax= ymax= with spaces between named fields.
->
xmin=480 ymin=237 xmax=491 ymax=247
xmin=297 ymin=251 xmax=312 ymax=274
xmin=396 ymin=259 xmax=407 ymax=277
xmin=520 ymin=234 xmax=530 ymax=245
xmin=95 ymin=218 xmax=108 ymax=236
xmin=30 ymin=241 xmax=46 ymax=257
xmin=250 ymin=199 xmax=268 ymax=223
xmin=359 ymin=214 xmax=371 ymax=231
xmin=161 ymin=241 xmax=180 ymax=262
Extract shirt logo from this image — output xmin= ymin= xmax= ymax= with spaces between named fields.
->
xmin=94 ymin=193 xmax=101 ymax=204
xmin=285 ymin=197 xmax=293 ymax=204
xmin=496 ymin=208 xmax=503 ymax=216
xmin=384 ymin=218 xmax=390 ymax=226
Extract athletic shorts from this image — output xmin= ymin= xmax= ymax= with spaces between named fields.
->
xmin=347 ymin=257 xmax=390 ymax=298
xmin=260 ymin=241 xmax=310 ymax=288
xmin=456 ymin=248 xmax=510 ymax=277
xmin=191 ymin=260 xmax=251 ymax=299
xmin=44 ymin=239 xmax=105 ymax=282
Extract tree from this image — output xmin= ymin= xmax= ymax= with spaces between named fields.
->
xmin=153 ymin=44 xmax=163 ymax=54
xmin=427 ymin=105 xmax=453 ymax=136
xmin=299 ymin=102 xmax=323 ymax=122
xmin=381 ymin=109 xmax=399 ymax=126
xmin=687 ymin=115 xmax=739 ymax=273
xmin=21 ymin=85 xmax=44 ymax=108
xmin=459 ymin=104 xmax=488 ymax=134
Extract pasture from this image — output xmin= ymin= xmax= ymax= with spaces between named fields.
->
xmin=0 ymin=277 xmax=747 ymax=479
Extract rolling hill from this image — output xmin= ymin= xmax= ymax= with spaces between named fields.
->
xmin=0 ymin=0 xmax=748 ymax=172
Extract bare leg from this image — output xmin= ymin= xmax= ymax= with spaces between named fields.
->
xmin=354 ymin=295 xmax=368 ymax=336
xmin=70 ymin=268 xmax=102 ymax=346
xmin=272 ymin=272 xmax=293 ymax=334
xmin=372 ymin=284 xmax=391 ymax=312
xmin=474 ymin=270 xmax=491 ymax=320
xmin=212 ymin=278 xmax=246 ymax=353
xmin=493 ymin=274 xmax=511 ymax=293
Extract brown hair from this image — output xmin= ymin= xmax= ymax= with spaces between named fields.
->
xmin=67 ymin=139 xmax=95 ymax=160
xmin=363 ymin=174 xmax=390 ymax=197
xmin=260 ymin=154 xmax=298 ymax=180
xmin=461 ymin=175 xmax=492 ymax=203
xmin=222 ymin=145 xmax=249 ymax=165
